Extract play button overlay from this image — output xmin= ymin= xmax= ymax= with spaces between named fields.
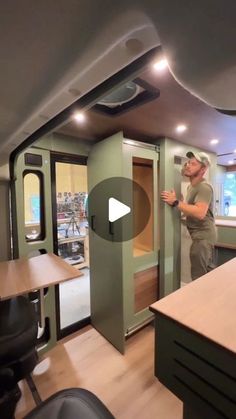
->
xmin=109 ymin=198 xmax=131 ymax=222
xmin=87 ymin=176 xmax=151 ymax=242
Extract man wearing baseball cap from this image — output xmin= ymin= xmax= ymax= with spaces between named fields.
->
xmin=161 ymin=150 xmax=216 ymax=280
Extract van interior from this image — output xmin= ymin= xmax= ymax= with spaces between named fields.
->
xmin=1 ymin=2 xmax=236 ymax=419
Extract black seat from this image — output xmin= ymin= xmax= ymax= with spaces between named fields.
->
xmin=0 ymin=295 xmax=38 ymax=419
xmin=24 ymin=388 xmax=115 ymax=419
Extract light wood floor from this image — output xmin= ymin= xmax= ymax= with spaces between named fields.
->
xmin=15 ymin=325 xmax=183 ymax=418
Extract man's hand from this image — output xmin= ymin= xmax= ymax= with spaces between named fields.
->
xmin=161 ymin=190 xmax=209 ymax=219
xmin=161 ymin=189 xmax=177 ymax=206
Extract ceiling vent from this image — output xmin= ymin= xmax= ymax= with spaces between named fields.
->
xmin=98 ymin=81 xmax=141 ymax=107
xmin=93 ymin=78 xmax=160 ymax=116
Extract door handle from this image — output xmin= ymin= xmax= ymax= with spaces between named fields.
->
xmin=109 ymin=221 xmax=114 ymax=235
xmin=91 ymin=215 xmax=96 ymax=231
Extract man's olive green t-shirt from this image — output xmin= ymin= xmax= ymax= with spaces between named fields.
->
xmin=186 ymin=180 xmax=216 ymax=244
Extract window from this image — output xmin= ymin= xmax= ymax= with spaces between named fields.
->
xmin=223 ymin=172 xmax=236 ymax=216
xmin=23 ymin=171 xmax=44 ymax=240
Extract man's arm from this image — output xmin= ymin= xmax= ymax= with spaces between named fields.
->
xmin=161 ymin=190 xmax=209 ymax=220
xmin=177 ymin=200 xmax=208 ymax=220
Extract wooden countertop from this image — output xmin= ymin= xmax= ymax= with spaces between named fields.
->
xmin=0 ymin=253 xmax=82 ymax=301
xmin=215 ymin=242 xmax=236 ymax=249
xmin=181 ymin=217 xmax=236 ymax=228
xmin=150 ymin=258 xmax=236 ymax=354
xmin=215 ymin=218 xmax=236 ymax=227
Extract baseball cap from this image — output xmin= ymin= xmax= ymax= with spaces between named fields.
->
xmin=186 ymin=151 xmax=211 ymax=167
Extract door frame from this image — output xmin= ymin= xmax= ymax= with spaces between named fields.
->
xmin=50 ymin=152 xmax=90 ymax=339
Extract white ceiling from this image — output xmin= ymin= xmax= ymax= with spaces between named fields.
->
xmin=0 ymin=1 xmax=160 ymax=165
xmin=57 ymin=63 xmax=236 ymax=167
xmin=1 ymin=1 xmax=236 ymax=171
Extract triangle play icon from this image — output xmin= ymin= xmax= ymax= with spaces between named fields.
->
xmin=108 ymin=197 xmax=131 ymax=222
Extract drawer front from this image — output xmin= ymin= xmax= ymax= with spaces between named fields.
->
xmin=155 ymin=315 xmax=236 ymax=419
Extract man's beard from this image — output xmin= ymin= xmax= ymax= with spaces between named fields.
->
xmin=184 ymin=167 xmax=203 ymax=178
xmin=192 ymin=167 xmax=203 ymax=178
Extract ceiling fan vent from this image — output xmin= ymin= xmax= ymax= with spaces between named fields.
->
xmin=98 ymin=81 xmax=141 ymax=107
xmin=93 ymin=78 xmax=160 ymax=117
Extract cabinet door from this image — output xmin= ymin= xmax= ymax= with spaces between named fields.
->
xmin=88 ymin=133 xmax=159 ymax=351
xmin=88 ymin=132 xmax=125 ymax=353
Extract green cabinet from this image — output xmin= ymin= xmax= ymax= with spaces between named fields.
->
xmin=88 ymin=132 xmax=159 ymax=353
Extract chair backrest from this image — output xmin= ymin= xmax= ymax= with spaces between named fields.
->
xmin=24 ymin=388 xmax=115 ymax=419
xmin=0 ymin=296 xmax=38 ymax=418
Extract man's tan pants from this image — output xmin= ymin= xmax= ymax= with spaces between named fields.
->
xmin=190 ymin=239 xmax=215 ymax=280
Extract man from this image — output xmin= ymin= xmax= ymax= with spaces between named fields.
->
xmin=161 ymin=151 xmax=216 ymax=280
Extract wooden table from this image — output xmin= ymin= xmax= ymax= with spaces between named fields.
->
xmin=150 ymin=258 xmax=236 ymax=419
xmin=0 ymin=252 xmax=82 ymax=301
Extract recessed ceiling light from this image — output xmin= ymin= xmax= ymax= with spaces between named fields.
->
xmin=153 ymin=58 xmax=168 ymax=72
xmin=234 ymin=149 xmax=236 ymax=153
xmin=228 ymin=160 xmax=234 ymax=165
xmin=74 ymin=112 xmax=86 ymax=123
xmin=210 ymin=139 xmax=219 ymax=144
xmin=176 ymin=124 xmax=187 ymax=133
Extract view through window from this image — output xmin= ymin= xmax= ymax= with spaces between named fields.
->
xmin=223 ymin=172 xmax=236 ymax=216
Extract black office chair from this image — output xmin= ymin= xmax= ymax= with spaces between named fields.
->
xmin=0 ymin=295 xmax=38 ymax=419
xmin=24 ymin=388 xmax=115 ymax=419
